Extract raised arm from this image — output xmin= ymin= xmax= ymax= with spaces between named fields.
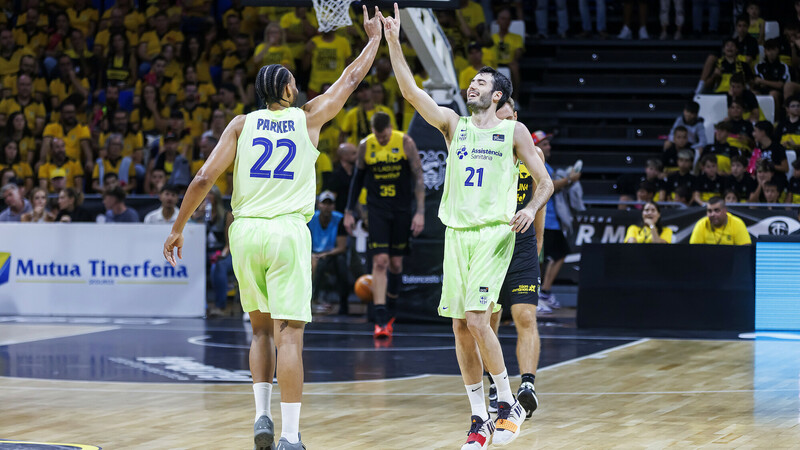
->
xmin=303 ymin=6 xmax=383 ymax=138
xmin=381 ymin=3 xmax=459 ymax=140
xmin=163 ymin=114 xmax=243 ymax=266
xmin=510 ymin=122 xmax=554 ymax=233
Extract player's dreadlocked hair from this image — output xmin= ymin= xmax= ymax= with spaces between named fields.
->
xmin=255 ymin=64 xmax=291 ymax=107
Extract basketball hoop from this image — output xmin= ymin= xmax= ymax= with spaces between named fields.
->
xmin=312 ymin=0 xmax=354 ymax=33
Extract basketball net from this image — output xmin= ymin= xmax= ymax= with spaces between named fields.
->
xmin=312 ymin=0 xmax=354 ymax=33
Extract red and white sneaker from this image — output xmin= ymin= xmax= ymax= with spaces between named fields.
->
xmin=461 ymin=415 xmax=495 ymax=450
xmin=492 ymin=398 xmax=525 ymax=446
xmin=373 ymin=317 xmax=395 ymax=339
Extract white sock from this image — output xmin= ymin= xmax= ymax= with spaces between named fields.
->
xmin=491 ymin=369 xmax=513 ymax=405
xmin=280 ymin=402 xmax=301 ymax=444
xmin=465 ymin=382 xmax=488 ymax=420
xmin=253 ymin=382 xmax=273 ymax=422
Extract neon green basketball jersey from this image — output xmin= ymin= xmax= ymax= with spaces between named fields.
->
xmin=438 ymin=117 xmax=518 ymax=228
xmin=232 ymin=107 xmax=319 ymax=222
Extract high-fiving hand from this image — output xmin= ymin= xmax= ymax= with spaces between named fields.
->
xmin=379 ymin=2 xmax=401 ymax=42
xmin=363 ymin=5 xmax=384 ymax=40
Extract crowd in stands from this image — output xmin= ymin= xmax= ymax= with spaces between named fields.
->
xmin=0 ymin=0 xmax=530 ymax=221
xmin=0 ymin=0 xmax=531 ymax=316
xmin=614 ymin=1 xmax=800 ymax=216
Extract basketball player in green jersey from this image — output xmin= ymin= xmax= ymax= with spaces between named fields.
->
xmin=382 ymin=5 xmax=554 ymax=448
xmin=163 ymin=7 xmax=384 ymax=450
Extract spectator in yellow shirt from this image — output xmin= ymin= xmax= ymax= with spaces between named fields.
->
xmin=366 ymin=57 xmax=401 ymax=114
xmin=93 ymin=7 xmax=140 ymax=59
xmin=5 ymin=111 xmax=37 ymax=166
xmin=191 ymin=135 xmax=233 ymax=195
xmin=457 ymin=0 xmax=488 ymax=44
xmin=0 ymin=29 xmax=34 ymax=80
xmin=99 ymin=0 xmax=145 ymax=35
xmin=41 ymin=101 xmax=93 ymax=174
xmin=689 ymin=197 xmax=752 ymax=245
xmin=92 ymin=133 xmax=137 ymax=193
xmin=38 ymin=137 xmax=84 ymax=193
xmin=173 ymin=65 xmax=217 ymax=105
xmin=341 ymin=81 xmax=397 ymax=146
xmin=48 ymin=55 xmax=90 ymax=114
xmin=3 ymin=54 xmax=48 ymax=102
xmin=219 ymin=84 xmax=245 ymax=124
xmin=492 ymin=9 xmax=524 ymax=101
xmin=130 ymin=83 xmax=169 ymax=137
xmin=176 ymin=83 xmax=211 ymax=139
xmin=14 ymin=8 xmax=48 ymax=59
xmin=67 ymin=0 xmax=99 ymax=39
xmin=0 ymin=140 xmax=33 ymax=192
xmin=253 ymin=22 xmax=294 ymax=71
xmin=138 ymin=11 xmax=184 ymax=62
xmin=625 ymin=201 xmax=673 ymax=243
xmin=0 ymin=73 xmax=46 ymax=135
xmin=279 ymin=7 xmax=318 ymax=62
xmin=304 ymin=30 xmax=352 ymax=98
xmin=221 ymin=34 xmax=255 ymax=84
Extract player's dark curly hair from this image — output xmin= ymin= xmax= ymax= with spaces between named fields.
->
xmin=477 ymin=66 xmax=513 ymax=111
xmin=256 ymin=64 xmax=291 ymax=107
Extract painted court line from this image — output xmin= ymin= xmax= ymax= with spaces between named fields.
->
xmin=0 ymin=324 xmax=120 ymax=346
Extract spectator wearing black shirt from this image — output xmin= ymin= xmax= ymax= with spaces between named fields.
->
xmin=723 ymin=189 xmax=740 ymax=204
xmin=762 ymin=180 xmax=782 ymax=206
xmin=726 ymin=155 xmax=757 ymax=201
xmin=754 ymin=38 xmax=790 ymax=111
xmin=635 ymin=180 xmax=657 ymax=205
xmin=775 ymin=95 xmax=800 ymax=152
xmin=726 ymin=73 xmax=759 ymax=121
xmin=660 ymin=149 xmax=696 ymax=201
xmin=662 ymin=126 xmax=692 ymax=173
xmin=328 ymin=143 xmax=358 ymax=214
xmin=698 ymin=38 xmax=751 ymax=95
xmin=777 ymin=21 xmax=798 ymax=68
xmin=733 ymin=14 xmax=759 ymax=64
xmin=705 ymin=121 xmax=736 ymax=175
xmin=693 ymin=154 xmax=727 ymax=205
xmin=54 ymin=187 xmax=94 ymax=223
xmin=725 ymin=98 xmax=755 ymax=152
xmin=102 ymin=185 xmax=139 ymax=223
xmin=617 ymin=158 xmax=664 ymax=208
xmin=674 ymin=186 xmax=694 ymax=208
xmin=750 ymin=159 xmax=788 ymax=203
xmin=786 ymin=159 xmax=800 ymax=204
xmin=754 ymin=121 xmax=789 ymax=174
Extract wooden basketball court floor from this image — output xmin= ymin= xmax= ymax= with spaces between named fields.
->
xmin=1 ymin=316 xmax=799 ymax=449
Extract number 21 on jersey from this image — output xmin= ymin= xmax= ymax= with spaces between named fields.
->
xmin=464 ymin=167 xmax=484 ymax=187
xmin=249 ymin=137 xmax=296 ymax=180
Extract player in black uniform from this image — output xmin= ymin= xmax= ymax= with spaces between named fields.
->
xmin=485 ymin=98 xmax=545 ymax=420
xmin=344 ymin=112 xmax=424 ymax=339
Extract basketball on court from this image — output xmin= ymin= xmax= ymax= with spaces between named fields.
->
xmin=354 ymin=274 xmax=373 ymax=302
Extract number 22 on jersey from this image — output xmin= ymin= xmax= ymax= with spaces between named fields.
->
xmin=249 ymin=137 xmax=296 ymax=180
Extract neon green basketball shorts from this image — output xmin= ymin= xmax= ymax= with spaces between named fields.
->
xmin=438 ymin=223 xmax=516 ymax=319
xmin=229 ymin=215 xmax=312 ymax=323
